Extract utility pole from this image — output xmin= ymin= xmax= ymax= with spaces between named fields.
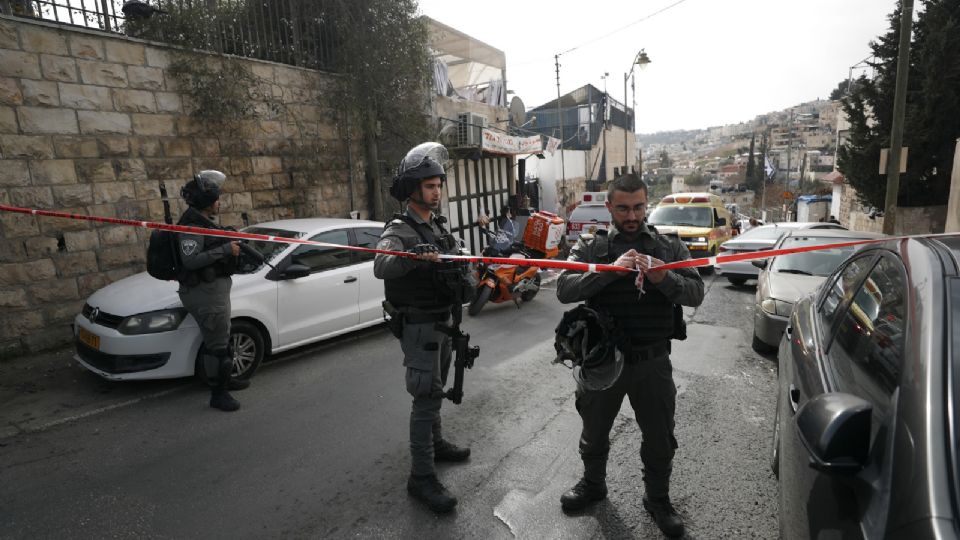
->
xmin=883 ymin=0 xmax=914 ymax=235
xmin=601 ymin=73 xmax=609 ymax=182
xmin=555 ymin=54 xmax=567 ymax=215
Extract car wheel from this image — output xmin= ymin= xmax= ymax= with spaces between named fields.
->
xmin=728 ymin=277 xmax=747 ymax=287
xmin=229 ymin=320 xmax=265 ymax=380
xmin=752 ymin=333 xmax=776 ymax=354
xmin=468 ymin=286 xmax=493 ymax=316
xmin=771 ymin=392 xmax=781 ymax=478
xmin=520 ymin=274 xmax=542 ymax=302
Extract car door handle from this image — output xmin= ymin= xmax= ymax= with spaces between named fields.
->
xmin=785 ymin=325 xmax=793 ymax=337
xmin=788 ymin=384 xmax=801 ymax=414
xmin=343 ymin=276 xmax=357 ymax=283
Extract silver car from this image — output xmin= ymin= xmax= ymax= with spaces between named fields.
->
xmin=752 ymin=228 xmax=886 ymax=353
xmin=717 ymin=222 xmax=846 ymax=286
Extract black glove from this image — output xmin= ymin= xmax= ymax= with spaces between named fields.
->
xmin=409 ymin=243 xmax=439 ymax=255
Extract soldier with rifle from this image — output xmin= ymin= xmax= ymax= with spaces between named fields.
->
xmin=374 ymin=142 xmax=476 ymax=514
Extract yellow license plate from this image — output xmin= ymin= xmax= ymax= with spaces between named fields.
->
xmin=78 ymin=327 xmax=100 ymax=349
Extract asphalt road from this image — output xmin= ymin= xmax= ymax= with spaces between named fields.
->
xmin=0 ymin=273 xmax=779 ymax=539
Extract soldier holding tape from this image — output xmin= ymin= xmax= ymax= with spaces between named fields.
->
xmin=374 ymin=142 xmax=471 ymax=514
xmin=556 ymin=173 xmax=704 ymax=537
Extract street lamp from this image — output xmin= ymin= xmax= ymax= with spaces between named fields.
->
xmin=624 ymin=49 xmax=651 ymax=175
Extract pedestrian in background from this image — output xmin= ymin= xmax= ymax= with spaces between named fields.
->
xmin=556 ymin=173 xmax=705 ymax=537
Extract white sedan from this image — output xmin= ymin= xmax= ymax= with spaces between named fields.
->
xmin=73 ymin=218 xmax=387 ymax=381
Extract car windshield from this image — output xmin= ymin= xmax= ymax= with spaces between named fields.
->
xmin=771 ymin=236 xmax=860 ymax=277
xmin=736 ymin=225 xmax=791 ymax=241
xmin=647 ymin=206 xmax=712 ymax=228
xmin=236 ymin=226 xmax=304 ymax=274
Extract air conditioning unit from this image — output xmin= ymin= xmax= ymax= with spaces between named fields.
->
xmin=457 ymin=113 xmax=487 ymax=146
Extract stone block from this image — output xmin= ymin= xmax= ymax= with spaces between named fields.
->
xmin=191 ymin=138 xmax=218 ymax=157
xmin=0 ymin=77 xmax=22 ymax=105
xmin=130 ymin=137 xmax=161 ymax=157
xmin=144 ymin=158 xmax=191 ymax=179
xmin=162 ymin=138 xmax=192 ymax=157
xmin=0 ymin=106 xmax=15 ymax=133
xmin=155 ymin=92 xmax=180 ymax=113
xmin=175 ymin=116 xmax=203 ymax=136
xmin=1 ymin=135 xmax=55 ymax=159
xmin=21 ymin=79 xmax=59 ymax=106
xmin=77 ymin=271 xmax=109 ymax=296
xmin=0 ymin=288 xmax=29 ymax=308
xmin=75 ymin=160 xmax=115 ymax=182
xmin=257 ymin=120 xmax=283 ymax=138
xmin=228 ymin=192 xmax=252 ymax=210
xmin=0 ymin=239 xmax=26 ymax=263
xmin=247 ymin=208 xmax=275 ymax=224
xmin=0 ymin=259 xmax=56 ymax=286
xmin=20 ymin=26 xmax=68 ymax=55
xmin=251 ymin=190 xmax=279 ymax=207
xmin=54 ymin=249 xmax=98 ymax=278
xmin=127 ymin=66 xmax=164 ymax=90
xmin=58 ymin=83 xmax=111 ymax=110
xmin=77 ymin=60 xmax=127 ymax=88
xmin=99 ymin=225 xmax=137 ymax=246
xmin=115 ymin=159 xmax=147 ymax=182
xmin=106 ymin=266 xmax=138 ymax=283
xmin=272 ymin=172 xmax=291 ymax=189
xmin=52 ymin=184 xmax=93 ymax=207
xmin=38 ymin=205 xmax=90 ymax=233
xmin=98 ymin=245 xmax=145 ymax=270
xmin=24 ymin=235 xmax=59 ymax=258
xmin=0 ymin=18 xmax=17 ymax=49
xmin=10 ymin=186 xmax=54 ymax=208
xmin=53 ymin=136 xmax=98 ymax=158
xmin=30 ymin=159 xmax=77 ymax=185
xmin=77 ymin=110 xmax=131 ymax=135
xmin=96 ymin=136 xmax=129 ymax=157
xmin=252 ymin=156 xmax=283 ymax=174
xmin=69 ymin=35 xmax=104 ymax=60
xmin=40 ymin=54 xmax=78 ymax=82
xmin=92 ymin=182 xmax=135 ymax=204
xmin=229 ymin=157 xmax=252 ymax=175
xmin=62 ymin=230 xmax=99 ymax=253
xmin=133 ymin=180 xmax=160 ymax=199
xmin=42 ymin=301 xmax=85 ymax=327
xmin=144 ymin=47 xmax=171 ymax=68
xmin=0 ymin=212 xmax=37 ymax=237
xmin=0 ymin=159 xmax=29 ymax=186
xmin=18 ymin=106 xmax=77 ymax=134
xmin=249 ymin=63 xmax=274 ymax=81
xmin=0 ymin=310 xmax=45 ymax=341
xmin=0 ymin=50 xmax=40 ymax=79
xmin=113 ymin=88 xmax=156 ymax=113
xmin=244 ymin=174 xmax=273 ymax=191
xmin=105 ymin=41 xmax=145 ymax=65
xmin=132 ymin=113 xmax=174 ymax=136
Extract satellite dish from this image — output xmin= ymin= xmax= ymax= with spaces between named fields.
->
xmin=509 ymin=96 xmax=526 ymax=127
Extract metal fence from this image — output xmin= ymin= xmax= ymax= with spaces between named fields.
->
xmin=1 ymin=0 xmax=337 ymax=70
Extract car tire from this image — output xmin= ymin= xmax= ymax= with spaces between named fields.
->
xmin=728 ymin=277 xmax=747 ymax=287
xmin=468 ymin=286 xmax=493 ymax=316
xmin=752 ymin=333 xmax=776 ymax=354
xmin=520 ymin=274 xmax=542 ymax=302
xmin=229 ymin=320 xmax=265 ymax=380
xmin=771 ymin=392 xmax=781 ymax=479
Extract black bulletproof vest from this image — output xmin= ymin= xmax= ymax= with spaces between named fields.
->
xmin=383 ymin=215 xmax=457 ymax=311
xmin=177 ymin=207 xmax=235 ymax=284
xmin=586 ymin=231 xmax=675 ymax=345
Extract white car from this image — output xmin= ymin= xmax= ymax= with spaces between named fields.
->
xmin=716 ymin=222 xmax=846 ymax=286
xmin=74 ymin=218 xmax=387 ymax=381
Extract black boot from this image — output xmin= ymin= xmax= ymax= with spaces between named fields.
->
xmin=407 ymin=474 xmax=457 ymax=513
xmin=434 ymin=439 xmax=471 ymax=462
xmin=209 ymin=353 xmax=240 ymax=412
xmin=643 ymin=496 xmax=684 ymax=538
xmin=560 ymin=478 xmax=607 ymax=512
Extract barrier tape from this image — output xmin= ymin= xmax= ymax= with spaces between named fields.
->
xmin=2 ymin=204 xmax=957 ymax=275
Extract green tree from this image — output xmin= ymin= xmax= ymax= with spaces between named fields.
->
xmin=659 ymin=150 xmax=673 ymax=168
xmin=828 ymin=80 xmax=848 ymax=100
xmin=744 ymin=133 xmax=759 ymax=191
xmin=838 ymin=0 xmax=959 ymax=209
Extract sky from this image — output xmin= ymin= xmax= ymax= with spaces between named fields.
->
xmin=416 ymin=0 xmax=896 ymax=134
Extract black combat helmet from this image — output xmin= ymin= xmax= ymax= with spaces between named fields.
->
xmin=554 ymin=305 xmax=624 ymax=391
xmin=181 ymin=170 xmax=226 ymax=209
xmin=389 ymin=142 xmax=448 ymax=202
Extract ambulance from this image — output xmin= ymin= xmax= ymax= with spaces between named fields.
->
xmin=647 ymin=192 xmax=733 ymax=272
xmin=565 ymin=192 xmax=612 ymax=245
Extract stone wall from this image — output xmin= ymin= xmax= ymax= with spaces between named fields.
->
xmin=840 ymin=183 xmax=947 ymax=234
xmin=0 ymin=15 xmax=365 ymax=358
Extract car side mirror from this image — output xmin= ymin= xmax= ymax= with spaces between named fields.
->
xmin=281 ymin=263 xmax=311 ymax=280
xmin=752 ymin=260 xmax=767 ymax=269
xmin=716 ymin=217 xmax=726 ymax=226
xmin=796 ymin=393 xmax=872 ymax=475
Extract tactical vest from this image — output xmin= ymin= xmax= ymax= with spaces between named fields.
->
xmin=586 ymin=230 xmax=675 ymax=346
xmin=177 ymin=208 xmax=236 ymax=285
xmin=383 ymin=214 xmax=459 ymax=311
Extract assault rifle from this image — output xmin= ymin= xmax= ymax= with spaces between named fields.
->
xmin=435 ymin=262 xmax=480 ymax=405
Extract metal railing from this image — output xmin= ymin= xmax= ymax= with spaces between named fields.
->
xmin=1 ymin=0 xmax=336 ymax=71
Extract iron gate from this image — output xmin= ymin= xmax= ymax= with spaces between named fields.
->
xmin=444 ymin=155 xmax=513 ymax=255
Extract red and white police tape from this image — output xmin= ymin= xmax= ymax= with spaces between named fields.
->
xmin=1 ymin=204 xmax=957 ymax=275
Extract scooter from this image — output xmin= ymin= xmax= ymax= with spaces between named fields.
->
xmin=468 ymin=228 xmax=542 ymax=316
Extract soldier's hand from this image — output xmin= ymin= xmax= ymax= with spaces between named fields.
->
xmin=229 ymin=241 xmax=241 ymax=257
xmin=613 ymin=249 xmax=640 ymax=269
xmin=637 ymin=254 xmax=668 ymax=283
xmin=409 ymin=243 xmax=440 ymax=262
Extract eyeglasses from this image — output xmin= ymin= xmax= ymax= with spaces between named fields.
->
xmin=612 ymin=204 xmax=647 ymax=216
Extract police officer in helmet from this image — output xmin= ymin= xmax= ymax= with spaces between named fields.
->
xmin=374 ymin=142 xmax=471 ymax=514
xmin=177 ymin=170 xmax=248 ymax=412
xmin=556 ymin=173 xmax=704 ymax=537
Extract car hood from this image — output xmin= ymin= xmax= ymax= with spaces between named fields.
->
xmin=653 ymin=225 xmax=712 ymax=237
xmin=767 ymin=272 xmax=827 ymax=304
xmin=85 ymin=272 xmax=182 ymax=315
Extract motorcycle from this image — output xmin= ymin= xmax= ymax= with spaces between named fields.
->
xmin=468 ymin=227 xmax=542 ymax=316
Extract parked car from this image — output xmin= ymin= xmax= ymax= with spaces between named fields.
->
xmin=716 ymin=221 xmax=846 ymax=286
xmin=565 ymin=192 xmax=611 ymax=244
xmin=74 ymin=218 xmax=387 ymax=381
xmin=751 ymin=228 xmax=885 ymax=353
xmin=773 ymin=235 xmax=960 ymax=539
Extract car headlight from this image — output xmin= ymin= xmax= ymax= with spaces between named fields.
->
xmin=760 ymin=299 xmax=794 ymax=317
xmin=117 ymin=308 xmax=188 ymax=335
xmin=695 ymin=236 xmax=707 ymax=243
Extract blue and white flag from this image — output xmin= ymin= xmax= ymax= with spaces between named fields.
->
xmin=764 ymin=155 xmax=776 ymax=181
